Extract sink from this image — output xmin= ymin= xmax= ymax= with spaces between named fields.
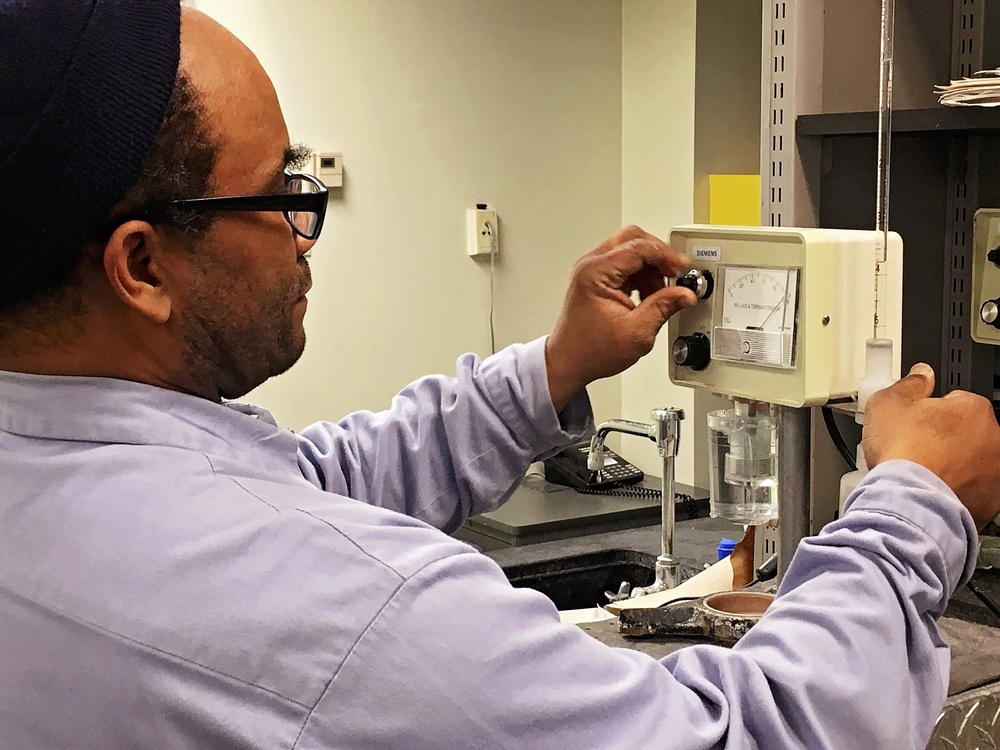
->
xmin=501 ymin=549 xmax=685 ymax=611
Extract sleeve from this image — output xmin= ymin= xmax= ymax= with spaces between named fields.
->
xmin=294 ymin=461 xmax=976 ymax=750
xmin=293 ymin=337 xmax=593 ymax=532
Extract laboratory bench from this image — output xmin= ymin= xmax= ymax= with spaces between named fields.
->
xmin=456 ymin=475 xmax=1000 ymax=746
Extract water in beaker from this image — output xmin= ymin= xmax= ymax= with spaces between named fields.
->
xmin=707 ymin=406 xmax=779 ymax=525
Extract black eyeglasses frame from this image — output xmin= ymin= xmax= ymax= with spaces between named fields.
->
xmin=165 ymin=171 xmax=328 ymax=241
xmin=94 ymin=172 xmax=329 ymax=242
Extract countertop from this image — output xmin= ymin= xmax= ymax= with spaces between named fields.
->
xmin=465 ymin=476 xmax=1000 ymax=629
xmin=482 ymin=514 xmax=735 ymax=572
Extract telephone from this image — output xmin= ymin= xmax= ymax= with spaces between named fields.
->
xmin=542 ymin=442 xmax=644 ymax=491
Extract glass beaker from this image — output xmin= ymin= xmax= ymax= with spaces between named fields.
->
xmin=707 ymin=403 xmax=778 ymax=525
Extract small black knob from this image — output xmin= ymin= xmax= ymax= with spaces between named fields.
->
xmin=676 ymin=269 xmax=714 ymax=300
xmin=982 ymin=300 xmax=1000 ymax=329
xmin=672 ymin=333 xmax=711 ymax=371
xmin=988 ymin=247 xmax=1000 ymax=268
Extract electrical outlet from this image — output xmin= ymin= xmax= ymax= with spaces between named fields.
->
xmin=466 ymin=205 xmax=498 ymax=257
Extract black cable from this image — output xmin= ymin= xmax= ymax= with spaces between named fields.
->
xmin=577 ymin=484 xmax=663 ymax=500
xmin=487 ymin=221 xmax=496 ymax=356
xmin=577 ymin=486 xmax=705 ymax=520
xmin=822 ymin=406 xmax=857 ymax=471
xmin=967 ymin=576 xmax=1000 ymax=623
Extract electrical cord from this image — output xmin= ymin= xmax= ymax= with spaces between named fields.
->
xmin=485 ymin=220 xmax=496 ymax=356
xmin=577 ymin=485 xmax=704 ymax=520
xmin=822 ymin=406 xmax=857 ymax=471
xmin=578 ymin=484 xmax=667 ymax=499
xmin=967 ymin=575 xmax=1000 ymax=623
xmin=743 ymin=553 xmax=779 ymax=588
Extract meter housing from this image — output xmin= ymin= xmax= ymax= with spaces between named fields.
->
xmin=668 ymin=225 xmax=903 ymax=407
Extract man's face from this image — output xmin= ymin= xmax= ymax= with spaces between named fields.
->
xmin=169 ymin=11 xmax=315 ymax=400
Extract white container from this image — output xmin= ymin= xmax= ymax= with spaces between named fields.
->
xmin=838 ymin=445 xmax=869 ymax=516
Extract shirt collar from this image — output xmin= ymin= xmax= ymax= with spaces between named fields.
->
xmin=0 ymin=370 xmax=301 ymax=469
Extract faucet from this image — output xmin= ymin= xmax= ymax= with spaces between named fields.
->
xmin=589 ymin=408 xmax=685 ymax=598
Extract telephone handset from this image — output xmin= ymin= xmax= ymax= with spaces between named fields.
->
xmin=542 ymin=441 xmax=644 ymax=491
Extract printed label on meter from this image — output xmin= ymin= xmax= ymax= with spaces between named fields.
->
xmin=694 ymin=246 xmax=721 ymax=261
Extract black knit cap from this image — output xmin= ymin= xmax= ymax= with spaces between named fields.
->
xmin=0 ymin=0 xmax=182 ymax=308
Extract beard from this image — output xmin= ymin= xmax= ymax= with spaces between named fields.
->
xmin=180 ymin=257 xmax=311 ymax=401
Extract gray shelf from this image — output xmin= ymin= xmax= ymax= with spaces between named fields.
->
xmin=798 ymin=107 xmax=1000 ymax=137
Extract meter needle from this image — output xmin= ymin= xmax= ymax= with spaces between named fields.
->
xmin=755 ymin=292 xmax=790 ymax=331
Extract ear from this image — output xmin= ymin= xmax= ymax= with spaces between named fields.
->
xmin=102 ymin=221 xmax=177 ymax=324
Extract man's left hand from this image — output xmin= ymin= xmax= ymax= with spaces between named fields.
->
xmin=545 ymin=225 xmax=696 ymax=412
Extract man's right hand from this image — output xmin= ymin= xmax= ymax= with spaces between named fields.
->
xmin=862 ymin=363 xmax=1000 ymax=530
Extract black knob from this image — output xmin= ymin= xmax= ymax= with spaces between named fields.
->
xmin=672 ymin=333 xmax=711 ymax=371
xmin=988 ymin=247 xmax=1000 ymax=268
xmin=982 ymin=300 xmax=1000 ymax=329
xmin=676 ymin=269 xmax=714 ymax=300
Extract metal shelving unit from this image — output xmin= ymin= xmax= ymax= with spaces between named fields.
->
xmin=759 ymin=1 xmax=1000 ymax=745
xmin=771 ymin=0 xmax=1000 ymax=400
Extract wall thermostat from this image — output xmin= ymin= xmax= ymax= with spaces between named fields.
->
xmin=312 ymin=152 xmax=343 ymax=187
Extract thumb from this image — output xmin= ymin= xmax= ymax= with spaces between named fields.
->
xmin=880 ymin=363 xmax=935 ymax=404
xmin=627 ymin=286 xmax=696 ymax=340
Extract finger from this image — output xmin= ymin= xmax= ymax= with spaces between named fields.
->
xmin=877 ymin=363 xmax=935 ymax=404
xmin=625 ymin=286 xmax=697 ymax=342
xmin=623 ymin=265 xmax=667 ymax=300
xmin=598 ymin=240 xmax=690 ymax=286
xmin=591 ymin=225 xmax=657 ymax=256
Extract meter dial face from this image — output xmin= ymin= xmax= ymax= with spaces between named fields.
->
xmin=713 ymin=266 xmax=800 ymax=369
xmin=721 ymin=267 xmax=798 ymax=333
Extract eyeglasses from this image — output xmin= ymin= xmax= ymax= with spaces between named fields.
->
xmin=166 ymin=172 xmax=328 ymax=241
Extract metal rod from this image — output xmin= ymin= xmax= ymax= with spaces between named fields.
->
xmin=777 ymin=406 xmax=811 ymax=582
xmin=661 ymin=454 xmax=674 ymax=563
xmin=875 ymin=0 xmax=895 ymax=246
xmin=652 ymin=408 xmax=684 ymax=590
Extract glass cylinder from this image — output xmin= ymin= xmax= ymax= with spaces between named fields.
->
xmin=707 ymin=404 xmax=778 ymax=525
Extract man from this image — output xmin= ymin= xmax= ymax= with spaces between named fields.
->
xmin=1 ymin=1 xmax=998 ymax=748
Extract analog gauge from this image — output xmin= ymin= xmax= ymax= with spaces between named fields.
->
xmin=714 ymin=266 xmax=800 ymax=369
xmin=721 ymin=268 xmax=797 ymax=332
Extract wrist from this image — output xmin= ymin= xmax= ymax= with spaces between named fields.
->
xmin=544 ymin=337 xmax=587 ymax=413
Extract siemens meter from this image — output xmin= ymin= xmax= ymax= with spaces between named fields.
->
xmin=667 ymin=226 xmax=903 ymax=408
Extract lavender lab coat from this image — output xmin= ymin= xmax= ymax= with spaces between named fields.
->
xmin=0 ymin=337 xmax=976 ymax=748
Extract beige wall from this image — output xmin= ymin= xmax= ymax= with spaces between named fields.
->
xmin=693 ymin=0 xmax=762 ymax=225
xmin=620 ymin=0 xmax=698 ymax=482
xmin=194 ymin=0 xmax=624 ymax=431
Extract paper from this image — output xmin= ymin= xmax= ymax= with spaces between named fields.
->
xmin=936 ymin=69 xmax=1000 ymax=107
xmin=558 ymin=607 xmax=617 ymax=625
xmin=603 ymin=557 xmax=736 ymax=615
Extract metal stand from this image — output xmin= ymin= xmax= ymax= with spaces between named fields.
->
xmin=777 ymin=405 xmax=811 ymax=582
xmin=652 ymin=409 xmax=683 ymax=591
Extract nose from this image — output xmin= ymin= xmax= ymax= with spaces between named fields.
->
xmin=296 ymin=233 xmax=317 ymax=257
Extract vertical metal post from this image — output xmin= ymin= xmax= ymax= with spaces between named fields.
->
xmin=761 ymin=0 xmax=824 ymax=573
xmin=777 ymin=405 xmax=812 ymax=581
xmin=760 ymin=0 xmax=824 ymax=230
xmin=652 ymin=408 xmax=684 ymax=590
xmin=943 ymin=1 xmax=991 ymax=399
